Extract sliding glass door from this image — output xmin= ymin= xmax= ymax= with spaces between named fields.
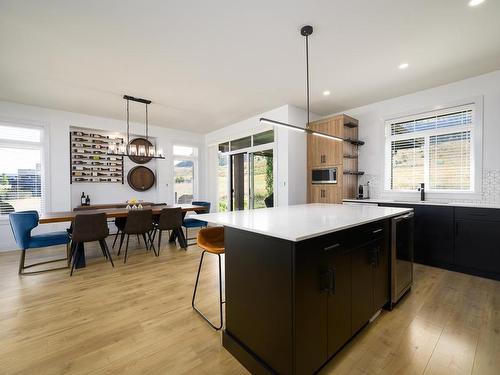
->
xmin=229 ymin=149 xmax=273 ymax=211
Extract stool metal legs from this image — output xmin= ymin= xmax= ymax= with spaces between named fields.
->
xmin=192 ymin=251 xmax=224 ymax=330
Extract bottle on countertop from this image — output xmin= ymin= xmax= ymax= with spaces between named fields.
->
xmin=85 ymin=195 xmax=90 ymax=206
xmin=81 ymin=192 xmax=86 ymax=206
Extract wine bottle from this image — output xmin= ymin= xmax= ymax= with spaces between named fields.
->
xmin=85 ymin=195 xmax=90 ymax=206
xmin=81 ymin=192 xmax=86 ymax=206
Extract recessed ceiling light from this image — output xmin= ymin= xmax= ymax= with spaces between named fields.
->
xmin=468 ymin=0 xmax=485 ymax=7
xmin=398 ymin=62 xmax=409 ymax=70
xmin=323 ymin=90 xmax=331 ymax=96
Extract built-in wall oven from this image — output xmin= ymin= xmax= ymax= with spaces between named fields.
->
xmin=311 ymin=167 xmax=337 ymax=184
xmin=391 ymin=212 xmax=414 ymax=307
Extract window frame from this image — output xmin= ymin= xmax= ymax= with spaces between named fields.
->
xmin=384 ymin=99 xmax=483 ymax=197
xmin=172 ymin=144 xmax=199 ymax=203
xmin=0 ymin=119 xmax=48 ymax=220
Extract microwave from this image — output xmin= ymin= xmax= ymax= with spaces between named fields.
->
xmin=311 ymin=167 xmax=337 ymax=184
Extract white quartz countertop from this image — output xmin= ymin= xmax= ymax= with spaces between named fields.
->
xmin=343 ymin=198 xmax=500 ymax=209
xmin=195 ymin=203 xmax=412 ymax=242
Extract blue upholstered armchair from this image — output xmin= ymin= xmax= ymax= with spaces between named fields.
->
xmin=183 ymin=201 xmax=211 ymax=246
xmin=9 ymin=211 xmax=70 ymax=274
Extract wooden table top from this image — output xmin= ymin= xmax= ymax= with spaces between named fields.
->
xmin=39 ymin=204 xmax=206 ymax=224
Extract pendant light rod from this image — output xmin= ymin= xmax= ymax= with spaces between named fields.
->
xmin=259 ymin=25 xmax=344 ymax=142
xmin=301 ymin=25 xmax=312 ymax=127
xmin=123 ymin=95 xmax=151 ymax=105
xmin=126 ymin=98 xmax=130 ymax=147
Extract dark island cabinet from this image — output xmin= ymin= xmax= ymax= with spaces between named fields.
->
xmin=223 ymin=220 xmax=395 ymax=375
xmin=293 ymin=221 xmax=390 ymax=374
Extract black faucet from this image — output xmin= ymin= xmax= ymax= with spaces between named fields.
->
xmin=418 ymin=183 xmax=425 ymax=201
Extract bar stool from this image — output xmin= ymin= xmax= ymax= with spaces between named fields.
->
xmin=192 ymin=226 xmax=224 ymax=330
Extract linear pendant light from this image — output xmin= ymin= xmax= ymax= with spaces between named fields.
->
xmin=108 ymin=95 xmax=165 ymax=159
xmin=260 ymin=25 xmax=343 ymax=142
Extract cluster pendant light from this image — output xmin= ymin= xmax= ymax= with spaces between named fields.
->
xmin=108 ymin=95 xmax=165 ymax=159
xmin=260 ymin=25 xmax=343 ymax=142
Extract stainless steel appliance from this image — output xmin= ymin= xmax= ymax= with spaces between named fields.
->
xmin=391 ymin=212 xmax=414 ymax=307
xmin=311 ymin=167 xmax=337 ymax=184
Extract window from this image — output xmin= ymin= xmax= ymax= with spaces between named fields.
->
xmin=386 ymin=105 xmax=474 ymax=192
xmin=0 ymin=123 xmax=44 ymax=216
xmin=173 ymin=145 xmax=197 ymax=204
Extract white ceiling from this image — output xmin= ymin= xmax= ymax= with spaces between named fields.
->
xmin=1 ymin=0 xmax=499 ymax=133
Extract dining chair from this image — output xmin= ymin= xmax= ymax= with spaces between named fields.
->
xmin=183 ymin=201 xmax=210 ymax=246
xmin=112 ymin=217 xmax=127 ymax=249
xmin=69 ymin=212 xmax=114 ymax=276
xmin=117 ymin=209 xmax=156 ymax=263
xmin=192 ymin=226 xmax=225 ymax=330
xmin=151 ymin=207 xmax=183 ymax=254
xmin=9 ymin=211 xmax=70 ymax=275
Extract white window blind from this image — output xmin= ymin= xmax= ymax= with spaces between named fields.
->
xmin=387 ymin=105 xmax=474 ymax=191
xmin=0 ymin=124 xmax=44 ymax=216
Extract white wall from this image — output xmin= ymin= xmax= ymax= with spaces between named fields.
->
xmin=204 ymin=105 xmax=313 ymax=209
xmin=332 ymin=70 xmax=500 ymax=203
xmin=0 ymin=100 xmax=205 ymax=251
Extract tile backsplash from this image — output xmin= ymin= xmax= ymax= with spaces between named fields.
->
xmin=357 ymin=169 xmax=500 ymax=205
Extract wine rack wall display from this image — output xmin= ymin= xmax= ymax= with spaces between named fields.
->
xmin=70 ymin=130 xmax=124 ymax=184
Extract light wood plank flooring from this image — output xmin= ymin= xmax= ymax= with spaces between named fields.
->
xmin=0 ymin=236 xmax=499 ymax=375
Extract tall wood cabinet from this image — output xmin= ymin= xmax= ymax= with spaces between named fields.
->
xmin=307 ymin=114 xmax=363 ymax=203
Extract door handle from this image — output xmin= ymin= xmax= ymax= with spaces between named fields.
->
xmin=372 ymin=228 xmax=383 ymax=234
xmin=319 ymin=269 xmax=335 ymax=294
xmin=324 ymin=243 xmax=340 ymax=252
xmin=330 ymin=268 xmax=336 ymax=295
xmin=320 ymin=269 xmax=332 ymax=293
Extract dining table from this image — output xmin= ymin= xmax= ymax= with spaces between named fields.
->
xmin=39 ymin=204 xmax=207 ymax=268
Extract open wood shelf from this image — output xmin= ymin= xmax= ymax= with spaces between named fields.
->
xmin=344 ymin=138 xmax=365 ymax=146
xmin=343 ymin=170 xmax=365 ymax=176
xmin=343 ymin=121 xmax=358 ymax=128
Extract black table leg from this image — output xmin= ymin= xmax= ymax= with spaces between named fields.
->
xmin=75 ymin=242 xmax=86 ymax=269
xmin=177 ymin=228 xmax=188 ymax=249
xmin=169 ymin=212 xmax=188 ymax=249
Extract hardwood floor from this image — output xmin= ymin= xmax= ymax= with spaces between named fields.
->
xmin=0 ymin=237 xmax=499 ymax=375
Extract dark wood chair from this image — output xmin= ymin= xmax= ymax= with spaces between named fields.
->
xmin=112 ymin=217 xmax=127 ymax=249
xmin=70 ymin=213 xmax=114 ymax=276
xmin=117 ymin=209 xmax=155 ymax=263
xmin=151 ymin=207 xmax=183 ymax=254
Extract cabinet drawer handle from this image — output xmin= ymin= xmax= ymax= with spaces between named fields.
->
xmin=372 ymin=228 xmax=383 ymax=234
xmin=324 ymin=243 xmax=340 ymax=252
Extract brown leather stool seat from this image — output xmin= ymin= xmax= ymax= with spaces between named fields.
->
xmin=196 ymin=226 xmax=224 ymax=254
xmin=192 ymin=226 xmax=225 ymax=330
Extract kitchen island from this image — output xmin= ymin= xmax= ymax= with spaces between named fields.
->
xmin=197 ymin=203 xmax=413 ymax=375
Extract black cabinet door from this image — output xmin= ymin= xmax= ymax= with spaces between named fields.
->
xmin=327 ymin=248 xmax=352 ymax=357
xmin=415 ymin=206 xmax=454 ymax=266
xmin=351 ymin=243 xmax=374 ymax=334
xmin=378 ymin=203 xmax=454 ymax=266
xmin=294 ymin=240 xmax=328 ymax=374
xmin=372 ymin=236 xmax=389 ymax=312
xmin=455 ymin=219 xmax=500 ymax=274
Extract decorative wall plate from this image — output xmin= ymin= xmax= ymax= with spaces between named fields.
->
xmin=127 ymin=166 xmax=155 ymax=192
xmin=128 ymin=137 xmax=154 ymax=164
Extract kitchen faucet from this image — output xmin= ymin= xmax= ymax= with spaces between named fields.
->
xmin=418 ymin=183 xmax=425 ymax=201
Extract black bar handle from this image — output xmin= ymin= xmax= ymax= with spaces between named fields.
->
xmin=330 ymin=268 xmax=336 ymax=295
xmin=324 ymin=243 xmax=340 ymax=252
xmin=320 ymin=270 xmax=332 ymax=293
